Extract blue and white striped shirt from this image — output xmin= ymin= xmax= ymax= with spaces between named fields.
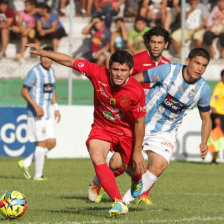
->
xmin=143 ymin=63 xmax=211 ymax=134
xmin=23 ymin=63 xmax=56 ymax=119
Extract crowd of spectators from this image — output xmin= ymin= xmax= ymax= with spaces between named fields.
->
xmin=0 ymin=0 xmax=223 ymax=62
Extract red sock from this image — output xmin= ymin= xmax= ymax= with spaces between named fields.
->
xmin=131 ymin=172 xmax=142 ymax=183
xmin=94 ymin=163 xmax=122 ymax=201
xmin=113 ymin=168 xmax=124 ymax=177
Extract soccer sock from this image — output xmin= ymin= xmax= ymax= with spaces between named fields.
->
xmin=140 ymin=165 xmax=152 ymax=196
xmin=23 ymin=153 xmax=34 ymax=168
xmin=93 ymin=175 xmax=101 ymax=185
xmin=34 ymin=146 xmax=47 ymax=179
xmin=113 ymin=168 xmax=124 ymax=177
xmin=123 ymin=170 xmax=158 ymax=205
xmin=94 ymin=163 xmax=122 ymax=201
xmin=131 ymin=172 xmax=142 ymax=183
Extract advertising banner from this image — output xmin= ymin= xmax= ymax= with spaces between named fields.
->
xmin=0 ymin=107 xmax=35 ymax=157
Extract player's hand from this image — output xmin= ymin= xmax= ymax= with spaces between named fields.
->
xmin=35 ymin=106 xmax=44 ymax=117
xmin=26 ymin=43 xmax=42 ymax=56
xmin=133 ymin=150 xmax=146 ymax=174
xmin=200 ymin=143 xmax=208 ymax=159
xmin=54 ymin=110 xmax=61 ymax=123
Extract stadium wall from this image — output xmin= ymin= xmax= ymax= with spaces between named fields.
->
xmin=0 ymin=106 xmax=223 ymax=162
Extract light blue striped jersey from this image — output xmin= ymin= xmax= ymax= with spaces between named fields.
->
xmin=23 ymin=63 xmax=56 ymax=119
xmin=143 ymin=63 xmax=211 ymax=134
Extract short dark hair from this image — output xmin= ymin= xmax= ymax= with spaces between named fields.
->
xmin=25 ymin=0 xmax=35 ymax=5
xmin=221 ymin=69 xmax=224 ymax=77
xmin=109 ymin=50 xmax=134 ymax=69
xmin=135 ymin=16 xmax=147 ymax=23
xmin=114 ymin=17 xmax=124 ymax=23
xmin=91 ymin=14 xmax=106 ymax=22
xmin=188 ymin=48 xmax=210 ymax=62
xmin=42 ymin=46 xmax=53 ymax=51
xmin=143 ymin=26 xmax=170 ymax=49
xmin=37 ymin=2 xmax=50 ymax=12
xmin=0 ymin=0 xmax=8 ymax=4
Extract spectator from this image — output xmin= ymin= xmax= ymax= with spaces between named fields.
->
xmin=139 ymin=0 xmax=172 ymax=30
xmin=204 ymin=0 xmax=224 ymax=59
xmin=81 ymin=0 xmax=94 ymax=16
xmin=124 ymin=0 xmax=141 ymax=17
xmin=11 ymin=0 xmax=36 ymax=60
xmin=110 ymin=17 xmax=128 ymax=54
xmin=127 ymin=16 xmax=150 ymax=54
xmin=35 ymin=2 xmax=67 ymax=52
xmin=209 ymin=69 xmax=224 ymax=165
xmin=0 ymin=0 xmax=16 ymax=59
xmin=81 ymin=15 xmax=111 ymax=65
xmin=166 ymin=0 xmax=181 ymax=31
xmin=93 ymin=0 xmax=126 ymax=28
xmin=171 ymin=0 xmax=209 ymax=57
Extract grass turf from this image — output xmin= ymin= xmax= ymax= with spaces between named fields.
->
xmin=0 ymin=79 xmax=218 ymax=106
xmin=0 ymin=158 xmax=224 ymax=223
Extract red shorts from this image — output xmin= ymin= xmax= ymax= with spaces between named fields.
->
xmin=86 ymin=126 xmax=134 ymax=166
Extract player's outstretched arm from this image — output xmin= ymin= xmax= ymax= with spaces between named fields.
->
xmin=26 ymin=43 xmax=75 ymax=68
xmin=199 ymin=110 xmax=212 ymax=158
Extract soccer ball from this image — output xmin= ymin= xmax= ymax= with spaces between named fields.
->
xmin=0 ymin=191 xmax=27 ymax=219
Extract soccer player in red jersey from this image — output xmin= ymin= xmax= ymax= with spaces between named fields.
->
xmin=26 ymin=43 xmax=146 ymax=217
xmin=132 ymin=26 xmax=170 ymax=95
xmin=89 ymin=26 xmax=171 ymax=205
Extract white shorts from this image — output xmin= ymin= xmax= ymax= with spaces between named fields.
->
xmin=143 ymin=132 xmax=176 ymax=163
xmin=27 ymin=116 xmax=56 ymax=142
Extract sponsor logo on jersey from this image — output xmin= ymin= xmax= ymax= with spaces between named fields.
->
xmin=78 ymin=62 xmax=84 ymax=68
xmin=44 ymin=83 xmax=54 ymax=93
xmin=103 ymin=111 xmax=120 ymax=121
xmin=152 ymin=76 xmax=159 ymax=82
xmin=162 ymin=94 xmax=186 ymax=114
xmin=120 ymin=96 xmax=129 ymax=108
xmin=178 ymin=86 xmax=186 ymax=93
xmin=97 ymin=87 xmax=109 ymax=98
xmin=187 ymin=89 xmax=196 ymax=99
xmin=161 ymin=141 xmax=174 ymax=151
xmin=138 ymin=103 xmax=146 ymax=113
xmin=98 ymin=81 xmax=107 ymax=87
xmin=143 ymin=64 xmax=152 ymax=66
xmin=200 ymin=98 xmax=207 ymax=105
xmin=110 ymin=98 xmax=116 ymax=106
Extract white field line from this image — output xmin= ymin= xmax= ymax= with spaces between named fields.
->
xmin=11 ymin=216 xmax=224 ymax=224
xmin=61 ymin=216 xmax=224 ymax=224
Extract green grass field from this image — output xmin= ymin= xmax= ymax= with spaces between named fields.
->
xmin=0 ymin=158 xmax=224 ymax=223
xmin=0 ymin=79 xmax=218 ymax=106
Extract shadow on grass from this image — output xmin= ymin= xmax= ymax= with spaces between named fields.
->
xmin=0 ymin=175 xmax=22 ymax=179
xmin=46 ymin=205 xmax=145 ymax=217
xmin=59 ymin=195 xmax=112 ymax=203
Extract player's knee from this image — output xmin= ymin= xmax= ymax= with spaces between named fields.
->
xmin=46 ymin=139 xmax=56 ymax=150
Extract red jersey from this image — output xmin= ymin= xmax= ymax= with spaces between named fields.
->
xmin=73 ymin=59 xmax=146 ymax=138
xmin=5 ymin=7 xmax=16 ymax=26
xmin=132 ymin=50 xmax=170 ymax=91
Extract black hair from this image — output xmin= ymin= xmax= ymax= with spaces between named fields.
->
xmin=114 ymin=17 xmax=124 ymax=23
xmin=221 ymin=69 xmax=224 ymax=77
xmin=36 ymin=2 xmax=50 ymax=12
xmin=143 ymin=26 xmax=170 ymax=49
xmin=135 ymin=16 xmax=147 ymax=23
xmin=188 ymin=48 xmax=210 ymax=62
xmin=42 ymin=46 xmax=53 ymax=51
xmin=0 ymin=0 xmax=8 ymax=4
xmin=91 ymin=14 xmax=106 ymax=22
xmin=109 ymin=50 xmax=134 ymax=69
xmin=25 ymin=0 xmax=35 ymax=5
